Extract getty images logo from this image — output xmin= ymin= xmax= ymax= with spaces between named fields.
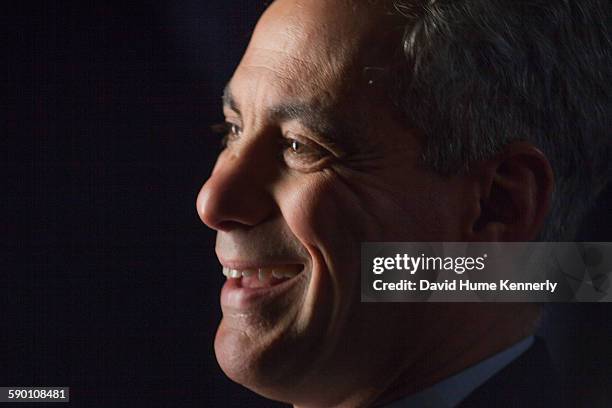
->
xmin=372 ymin=253 xmax=488 ymax=275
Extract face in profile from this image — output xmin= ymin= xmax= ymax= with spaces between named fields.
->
xmin=196 ymin=0 xmax=526 ymax=406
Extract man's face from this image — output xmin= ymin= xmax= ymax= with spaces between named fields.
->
xmin=197 ymin=0 xmax=472 ymax=404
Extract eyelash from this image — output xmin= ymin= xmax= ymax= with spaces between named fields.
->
xmin=211 ymin=122 xmax=242 ymax=148
xmin=282 ymin=137 xmax=320 ymax=158
xmin=210 ymin=121 xmax=330 ymax=169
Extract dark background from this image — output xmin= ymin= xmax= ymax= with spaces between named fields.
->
xmin=4 ymin=1 xmax=611 ymax=407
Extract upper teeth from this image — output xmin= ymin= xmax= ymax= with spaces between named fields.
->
xmin=222 ymin=266 xmax=301 ymax=281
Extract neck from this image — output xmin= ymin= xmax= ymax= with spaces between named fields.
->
xmin=371 ymin=306 xmax=538 ymax=407
xmin=294 ymin=304 xmax=538 ymax=408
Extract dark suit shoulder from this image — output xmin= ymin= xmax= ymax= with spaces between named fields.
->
xmin=458 ymin=338 xmax=562 ymax=408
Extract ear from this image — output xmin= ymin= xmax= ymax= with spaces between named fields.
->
xmin=466 ymin=142 xmax=554 ymax=241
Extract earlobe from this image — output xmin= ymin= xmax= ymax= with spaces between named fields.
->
xmin=468 ymin=142 xmax=554 ymax=242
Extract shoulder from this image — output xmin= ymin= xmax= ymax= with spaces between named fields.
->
xmin=459 ymin=337 xmax=562 ymax=408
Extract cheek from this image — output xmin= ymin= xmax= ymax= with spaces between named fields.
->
xmin=273 ymin=172 xmax=378 ymax=330
xmin=277 ymin=171 xmax=378 ymax=259
xmin=277 ymin=169 xmax=461 ymax=253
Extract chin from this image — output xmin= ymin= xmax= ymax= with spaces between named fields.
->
xmin=214 ymin=319 xmax=309 ymax=403
xmin=212 ymin=253 xmax=345 ymax=403
xmin=214 ymin=322 xmax=260 ymax=386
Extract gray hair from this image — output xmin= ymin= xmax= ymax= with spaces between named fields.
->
xmin=390 ymin=0 xmax=611 ymax=241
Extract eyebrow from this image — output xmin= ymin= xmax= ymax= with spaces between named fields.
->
xmin=222 ymin=85 xmax=241 ymax=115
xmin=222 ymin=84 xmax=361 ymax=153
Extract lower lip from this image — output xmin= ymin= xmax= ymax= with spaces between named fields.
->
xmin=220 ymin=272 xmax=306 ymax=310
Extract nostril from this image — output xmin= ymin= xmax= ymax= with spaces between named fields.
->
xmin=215 ymin=220 xmax=247 ymax=232
xmin=196 ymin=177 xmax=274 ymax=231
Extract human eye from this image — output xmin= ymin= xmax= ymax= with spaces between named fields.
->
xmin=211 ymin=121 xmax=243 ymax=148
xmin=282 ymin=134 xmax=332 ymax=171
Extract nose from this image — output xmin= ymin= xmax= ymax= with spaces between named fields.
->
xmin=196 ymin=148 xmax=276 ymax=232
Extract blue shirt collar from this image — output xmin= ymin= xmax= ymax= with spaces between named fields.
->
xmin=384 ymin=336 xmax=534 ymax=408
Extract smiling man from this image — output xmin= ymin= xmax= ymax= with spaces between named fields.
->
xmin=196 ymin=0 xmax=610 ymax=407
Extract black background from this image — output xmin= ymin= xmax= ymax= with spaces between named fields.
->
xmin=4 ymin=1 xmax=611 ymax=407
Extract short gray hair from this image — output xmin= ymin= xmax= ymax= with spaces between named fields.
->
xmin=391 ymin=0 xmax=611 ymax=241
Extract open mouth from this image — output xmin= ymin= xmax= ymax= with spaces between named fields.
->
xmin=220 ymin=263 xmax=307 ymax=309
xmin=222 ymin=265 xmax=304 ymax=289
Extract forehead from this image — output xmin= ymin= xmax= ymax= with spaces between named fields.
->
xmin=227 ymin=0 xmax=397 ymax=114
